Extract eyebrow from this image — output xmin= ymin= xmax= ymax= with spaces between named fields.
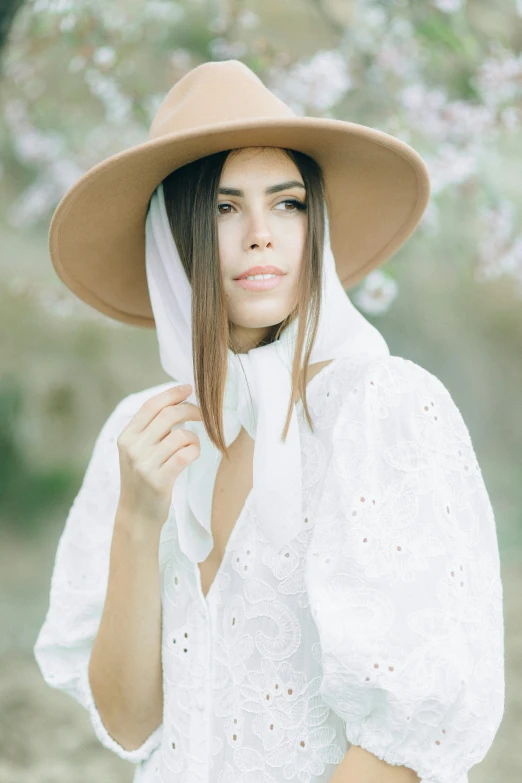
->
xmin=217 ymin=180 xmax=306 ymax=197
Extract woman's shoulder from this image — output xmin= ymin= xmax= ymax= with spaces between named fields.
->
xmin=323 ymin=353 xmax=455 ymax=435
xmin=331 ymin=352 xmax=447 ymax=383
xmin=328 ymin=353 xmax=451 ymax=401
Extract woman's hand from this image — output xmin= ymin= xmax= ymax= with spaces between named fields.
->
xmin=116 ymin=384 xmax=202 ymax=532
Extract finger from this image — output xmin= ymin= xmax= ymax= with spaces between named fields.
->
xmin=150 ymin=429 xmax=199 ymax=468
xmin=140 ymin=402 xmax=203 ymax=450
xmin=160 ymin=441 xmax=201 ymax=472
xmin=121 ymin=384 xmax=194 ymax=440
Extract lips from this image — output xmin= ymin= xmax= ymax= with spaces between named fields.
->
xmin=234 ymin=265 xmax=285 ymax=280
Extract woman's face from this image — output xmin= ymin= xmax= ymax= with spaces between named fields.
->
xmin=217 ymin=147 xmax=307 ymax=353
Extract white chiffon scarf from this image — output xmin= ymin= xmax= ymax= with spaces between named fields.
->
xmin=144 ymin=181 xmax=390 ymax=564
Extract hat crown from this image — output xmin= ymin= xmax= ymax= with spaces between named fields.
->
xmin=148 ymin=59 xmax=296 ymax=140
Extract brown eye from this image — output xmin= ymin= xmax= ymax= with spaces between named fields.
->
xmin=276 ymin=199 xmax=306 ymax=212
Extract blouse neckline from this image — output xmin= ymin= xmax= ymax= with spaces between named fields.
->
xmin=197 ymin=355 xmax=343 ymax=606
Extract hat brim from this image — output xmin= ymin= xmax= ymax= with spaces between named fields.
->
xmin=49 ymin=116 xmax=430 ymax=328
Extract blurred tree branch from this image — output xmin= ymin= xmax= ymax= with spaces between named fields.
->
xmin=0 ymin=0 xmax=24 ymax=61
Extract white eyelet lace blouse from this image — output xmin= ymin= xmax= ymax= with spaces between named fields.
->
xmin=33 ymin=354 xmax=505 ymax=783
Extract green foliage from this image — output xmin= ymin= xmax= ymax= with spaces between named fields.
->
xmin=0 ymin=377 xmax=78 ymax=536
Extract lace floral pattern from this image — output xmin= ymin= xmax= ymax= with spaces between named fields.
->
xmin=33 ymin=356 xmax=504 ymax=783
xmin=306 ymin=356 xmax=504 ymax=783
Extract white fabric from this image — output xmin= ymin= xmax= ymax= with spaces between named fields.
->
xmin=33 ymin=354 xmax=504 ymax=782
xmin=144 ymin=181 xmax=390 ymax=564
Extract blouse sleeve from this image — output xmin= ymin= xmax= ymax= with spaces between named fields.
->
xmin=306 ymin=355 xmax=505 ymax=783
xmin=33 ymin=396 xmax=163 ymax=763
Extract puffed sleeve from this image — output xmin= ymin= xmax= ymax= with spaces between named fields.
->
xmin=306 ymin=355 xmax=505 ymax=783
xmin=33 ymin=396 xmax=163 ymax=763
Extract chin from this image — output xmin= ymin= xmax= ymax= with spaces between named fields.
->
xmin=233 ymin=311 xmax=290 ymax=329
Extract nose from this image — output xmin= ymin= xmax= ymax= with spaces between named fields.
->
xmin=244 ymin=209 xmax=273 ymax=251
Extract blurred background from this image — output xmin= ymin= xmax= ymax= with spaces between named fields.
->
xmin=0 ymin=0 xmax=520 ymax=780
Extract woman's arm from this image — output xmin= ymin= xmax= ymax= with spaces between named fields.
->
xmin=88 ymin=382 xmax=203 ymax=751
xmin=88 ymin=506 xmax=163 ymax=751
xmin=329 ymin=745 xmax=421 ymax=782
xmin=305 ymin=355 xmax=504 ymax=783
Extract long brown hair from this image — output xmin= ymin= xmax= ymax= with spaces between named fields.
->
xmin=162 ymin=146 xmax=325 ymax=460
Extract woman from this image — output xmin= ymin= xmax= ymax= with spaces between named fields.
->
xmin=34 ymin=60 xmax=504 ymax=783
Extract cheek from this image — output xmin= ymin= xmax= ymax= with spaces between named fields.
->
xmin=283 ymin=224 xmax=307 ymax=269
xmin=217 ymin=225 xmax=235 ymax=276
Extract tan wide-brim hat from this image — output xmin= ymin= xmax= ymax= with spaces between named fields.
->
xmin=48 ymin=59 xmax=431 ymax=329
